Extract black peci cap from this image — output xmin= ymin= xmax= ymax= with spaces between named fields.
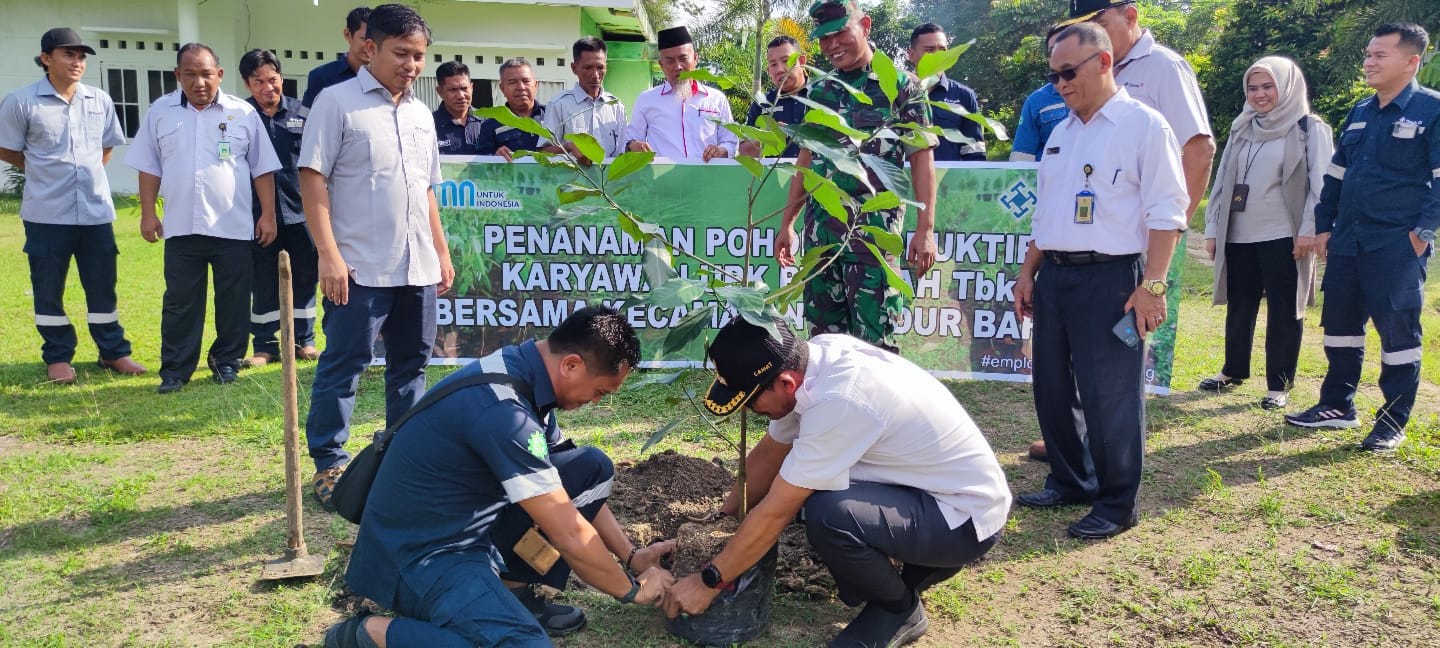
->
xmin=702 ymin=316 xmax=797 ymax=417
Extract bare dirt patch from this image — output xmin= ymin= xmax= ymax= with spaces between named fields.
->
xmin=609 ymin=450 xmax=834 ymax=598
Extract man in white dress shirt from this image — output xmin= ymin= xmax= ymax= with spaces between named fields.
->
xmin=1012 ymin=23 xmax=1188 ymax=540
xmin=623 ymin=26 xmax=737 ymax=162
xmin=125 ymin=43 xmax=281 ymax=394
xmin=662 ymin=317 xmax=1011 ymax=648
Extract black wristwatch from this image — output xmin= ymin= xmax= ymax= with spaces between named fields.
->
xmin=700 ymin=562 xmax=734 ymax=591
xmin=615 ymin=575 xmax=640 ymax=604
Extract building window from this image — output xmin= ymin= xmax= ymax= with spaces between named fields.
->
xmin=155 ymin=42 xmax=163 ymax=51
xmin=137 ymin=41 xmax=146 ymax=50
xmin=557 ymin=58 xmax=565 ymax=67
xmin=146 ymin=70 xmax=178 ymax=104
xmin=475 ymin=55 xmax=483 ymax=64
xmin=106 ymin=68 xmax=140 ymax=138
xmin=434 ymin=54 xmax=442 ymax=63
xmin=537 ymin=58 xmax=545 ymax=66
xmin=494 ymin=56 xmax=501 ymax=64
xmin=99 ymin=39 xmax=109 ymax=49
xmin=315 ymin=51 xmax=323 ymax=60
xmin=118 ymin=40 xmax=127 ymax=49
xmin=285 ymin=49 xmax=294 ymax=58
xmin=301 ymin=51 xmax=309 ymax=59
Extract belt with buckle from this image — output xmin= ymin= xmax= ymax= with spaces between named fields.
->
xmin=1042 ymin=251 xmax=1140 ymax=266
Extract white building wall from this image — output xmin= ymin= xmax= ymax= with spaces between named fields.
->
xmin=1 ymin=0 xmax=594 ymax=193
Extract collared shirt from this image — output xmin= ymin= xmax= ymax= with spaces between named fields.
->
xmin=433 ymin=106 xmax=484 ymax=156
xmin=124 ymin=90 xmax=282 ymax=241
xmin=247 ymin=95 xmax=306 ymax=225
xmin=1033 ymin=88 xmax=1189 ymax=254
xmin=539 ymin=84 xmax=628 ymax=158
xmin=624 ymin=80 xmax=739 ymax=160
xmin=928 ymin=74 xmax=986 ymax=161
xmin=1318 ymin=80 xmax=1440 ymax=254
xmin=1114 ymin=30 xmax=1212 ymax=147
xmin=745 ymin=85 xmax=807 ymax=158
xmin=1010 ymin=83 xmax=1067 ymax=161
xmin=766 ymin=335 xmax=1012 ymax=541
xmin=301 ymin=57 xmax=358 ymax=109
xmin=0 ymin=77 xmax=125 ymax=225
xmin=347 ymin=340 xmax=567 ymax=609
xmin=298 ymin=66 xmax=442 ymax=288
xmin=476 ymin=103 xmax=546 ymax=156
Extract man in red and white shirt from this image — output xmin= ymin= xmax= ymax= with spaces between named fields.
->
xmin=623 ymin=26 xmax=737 ymax=162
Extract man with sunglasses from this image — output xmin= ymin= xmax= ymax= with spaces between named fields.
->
xmin=775 ymin=0 xmax=940 ymax=353
xmin=1025 ymin=0 xmax=1213 ymax=462
xmin=662 ymin=316 xmax=1010 ymax=648
xmin=1012 ymin=22 xmax=1188 ymax=540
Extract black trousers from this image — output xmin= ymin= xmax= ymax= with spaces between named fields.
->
xmin=1222 ymin=238 xmax=1303 ymax=392
xmin=803 ymin=482 xmax=998 ymax=607
xmin=1032 ymin=256 xmax=1145 ymax=525
xmin=250 ymin=221 xmax=320 ymax=355
xmin=160 ymin=235 xmax=252 ymax=381
xmin=23 ymin=222 xmax=133 ymax=364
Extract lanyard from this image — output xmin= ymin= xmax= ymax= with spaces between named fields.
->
xmin=1240 ymin=139 xmax=1266 ymax=183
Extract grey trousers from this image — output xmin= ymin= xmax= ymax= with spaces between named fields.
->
xmin=803 ymin=481 xmax=999 ymax=607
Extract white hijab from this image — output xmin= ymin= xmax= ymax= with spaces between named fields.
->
xmin=1230 ymin=56 xmax=1311 ymax=142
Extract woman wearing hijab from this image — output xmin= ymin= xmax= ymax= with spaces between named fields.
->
xmin=1200 ymin=57 xmax=1333 ymax=410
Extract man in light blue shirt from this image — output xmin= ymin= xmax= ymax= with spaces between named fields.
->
xmin=297 ymin=3 xmax=454 ymax=510
xmin=540 ymin=37 xmax=629 ymax=163
xmin=1010 ymin=25 xmax=1069 ymax=162
xmin=0 ymin=27 xmax=146 ymax=384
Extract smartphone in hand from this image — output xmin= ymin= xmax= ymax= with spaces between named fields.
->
xmin=1112 ymin=311 xmax=1141 ymax=348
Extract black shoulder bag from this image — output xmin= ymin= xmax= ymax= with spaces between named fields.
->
xmin=331 ymin=372 xmax=536 ymax=524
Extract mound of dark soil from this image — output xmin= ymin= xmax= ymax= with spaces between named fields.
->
xmin=610 ymin=450 xmax=834 ymax=598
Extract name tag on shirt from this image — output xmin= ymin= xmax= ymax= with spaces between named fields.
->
xmin=1393 ymin=118 xmax=1420 ymax=139
xmin=1075 ymin=190 xmax=1095 ymax=224
xmin=285 ymin=119 xmax=304 ymax=129
xmin=218 ymin=141 xmax=232 ymax=161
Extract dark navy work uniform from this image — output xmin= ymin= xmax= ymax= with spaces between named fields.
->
xmin=433 ymin=106 xmax=484 ymax=156
xmin=476 ymin=103 xmax=545 ymax=155
xmin=929 ymin=74 xmax=986 ymax=161
xmin=1313 ymin=80 xmax=1438 ymax=434
xmin=247 ymin=95 xmax=318 ymax=357
xmin=745 ymin=86 xmax=808 ymax=158
xmin=346 ymin=340 xmax=612 ymax=646
xmin=300 ymin=57 xmax=357 ymax=110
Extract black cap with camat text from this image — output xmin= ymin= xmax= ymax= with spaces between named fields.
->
xmin=701 ymin=316 xmax=796 ymax=417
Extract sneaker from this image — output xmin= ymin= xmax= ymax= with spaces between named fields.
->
xmin=312 ymin=463 xmax=347 ymax=511
xmin=509 ymin=584 xmax=586 ymax=636
xmin=1360 ymin=426 xmax=1406 ymax=452
xmin=323 ymin=612 xmax=376 ymax=648
xmin=1284 ymin=404 xmax=1359 ymax=429
xmin=1260 ymin=393 xmax=1288 ymax=410
xmin=829 ymin=592 xmax=928 ymax=648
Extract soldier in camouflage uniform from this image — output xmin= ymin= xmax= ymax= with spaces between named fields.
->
xmin=777 ymin=0 xmax=939 ymax=352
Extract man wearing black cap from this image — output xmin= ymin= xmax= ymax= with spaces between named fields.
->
xmin=661 ymin=317 xmax=1011 ymax=648
xmin=624 ymin=25 xmax=738 ymax=161
xmin=774 ymin=1 xmax=940 ymax=352
xmin=0 ymin=27 xmax=147 ymax=384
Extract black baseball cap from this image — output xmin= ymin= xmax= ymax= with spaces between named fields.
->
xmin=41 ymin=28 xmax=96 ymax=55
xmin=702 ymin=316 xmax=798 ymax=417
xmin=1060 ymin=0 xmax=1136 ymax=27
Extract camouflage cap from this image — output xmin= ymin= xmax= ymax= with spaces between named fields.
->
xmin=808 ymin=0 xmax=855 ymax=40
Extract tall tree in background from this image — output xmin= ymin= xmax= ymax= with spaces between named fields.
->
xmin=1202 ymin=0 xmax=1439 ymax=145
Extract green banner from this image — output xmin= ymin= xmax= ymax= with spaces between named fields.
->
xmin=433 ymin=158 xmax=1183 ymax=394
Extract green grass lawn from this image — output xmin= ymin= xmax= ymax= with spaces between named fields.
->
xmin=1 ymin=205 xmax=1437 ymax=647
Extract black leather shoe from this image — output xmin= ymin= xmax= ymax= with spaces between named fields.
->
xmin=1015 ymin=489 xmax=1086 ymax=509
xmin=1066 ymin=512 xmax=1138 ymax=540
xmin=1198 ymin=376 xmax=1243 ymax=392
xmin=157 ymin=377 xmax=187 ymax=394
xmin=1360 ymin=427 xmax=1406 ymax=453
xmin=829 ymin=591 xmax=927 ymax=648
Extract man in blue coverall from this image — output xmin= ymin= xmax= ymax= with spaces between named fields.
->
xmin=1010 ymin=25 xmax=1069 ymax=162
xmin=1285 ymin=23 xmax=1437 ymax=452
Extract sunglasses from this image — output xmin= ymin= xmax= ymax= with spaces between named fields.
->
xmin=1046 ymin=51 xmax=1102 ymax=84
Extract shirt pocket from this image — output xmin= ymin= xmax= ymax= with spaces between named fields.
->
xmin=401 ymin=126 xmax=433 ymax=181
xmin=223 ymin=125 xmax=252 ymax=164
xmin=692 ymin=105 xmax=722 ymax=143
xmin=1377 ymin=130 xmax=1427 ymax=171
xmin=352 ymin=127 xmax=400 ymax=172
xmin=1337 ymin=128 xmax=1364 ymax=158
xmin=156 ymin=120 xmax=186 ymax=157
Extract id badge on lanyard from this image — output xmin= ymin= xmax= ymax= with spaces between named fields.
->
xmin=1075 ymin=164 xmax=1096 ymax=224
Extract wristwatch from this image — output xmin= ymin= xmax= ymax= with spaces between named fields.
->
xmin=1142 ymin=279 xmax=1168 ymax=297
xmin=700 ymin=562 xmax=734 ymax=591
xmin=1415 ymin=227 xmax=1437 ymax=243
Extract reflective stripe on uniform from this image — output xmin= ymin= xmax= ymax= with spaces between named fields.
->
xmin=251 ymin=310 xmax=281 ymax=324
xmin=35 ymin=314 xmax=71 ymax=326
xmin=1381 ymin=347 xmax=1423 ymax=365
xmin=571 ymin=478 xmax=613 ymax=509
xmin=86 ymin=312 xmax=119 ymax=324
xmin=294 ymin=307 xmax=318 ymax=319
xmin=1323 ymin=335 xmax=1366 ymax=348
xmin=501 ymin=467 xmax=563 ymax=503
xmin=1433 ymin=167 xmax=1440 ymax=180
xmin=1345 ymin=121 xmax=1366 ymax=131
xmin=1327 ymin=163 xmax=1345 ymax=180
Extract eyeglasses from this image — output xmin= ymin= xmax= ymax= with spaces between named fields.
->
xmin=1046 ymin=51 xmax=1102 ymax=84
